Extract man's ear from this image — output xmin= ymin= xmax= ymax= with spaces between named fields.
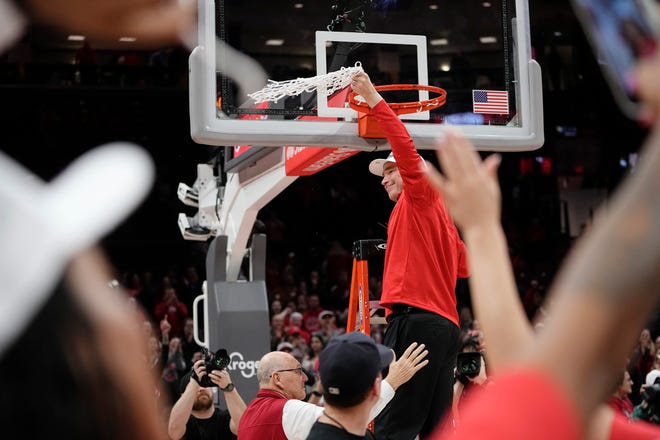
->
xmin=372 ymin=375 xmax=382 ymax=398
xmin=273 ymin=373 xmax=287 ymax=393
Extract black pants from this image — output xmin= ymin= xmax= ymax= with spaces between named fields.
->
xmin=374 ymin=309 xmax=459 ymax=440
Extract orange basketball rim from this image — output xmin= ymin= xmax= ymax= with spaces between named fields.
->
xmin=348 ymin=84 xmax=447 ymax=138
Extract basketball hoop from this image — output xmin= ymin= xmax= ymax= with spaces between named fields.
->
xmin=348 ymin=84 xmax=447 ymax=138
xmin=246 ymin=67 xmax=447 ymax=140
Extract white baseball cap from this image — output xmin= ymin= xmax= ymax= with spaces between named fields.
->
xmin=646 ymin=369 xmax=660 ymax=386
xmin=277 ymin=342 xmax=294 ymax=351
xmin=368 ymin=152 xmax=396 ymax=177
xmin=368 ymin=152 xmax=425 ymax=177
xmin=0 ymin=143 xmax=154 ymax=357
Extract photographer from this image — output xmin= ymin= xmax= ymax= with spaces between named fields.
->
xmin=168 ymin=358 xmax=247 ymax=440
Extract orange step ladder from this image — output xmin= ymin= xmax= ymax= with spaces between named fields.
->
xmin=346 ymin=239 xmax=388 ymax=335
xmin=346 ymin=239 xmax=387 ymax=433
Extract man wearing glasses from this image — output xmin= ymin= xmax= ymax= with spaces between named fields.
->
xmin=238 ymin=342 xmax=428 ymax=439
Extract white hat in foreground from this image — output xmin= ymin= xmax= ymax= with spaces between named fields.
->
xmin=0 ymin=143 xmax=154 ymax=357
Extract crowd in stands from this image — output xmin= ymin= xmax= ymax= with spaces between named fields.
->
xmin=1 ymin=37 xmax=190 ymax=88
xmin=119 ymin=243 xmax=660 ymax=437
xmin=117 ymin=200 xmax=659 ymax=425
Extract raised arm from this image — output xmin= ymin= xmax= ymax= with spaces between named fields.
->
xmin=423 ymin=131 xmax=533 ymax=373
xmin=427 ymin=59 xmax=660 ymax=429
xmin=350 ymin=71 xmax=431 ymax=196
xmin=208 ymin=369 xmax=247 ymax=435
xmin=424 ymin=129 xmax=660 ymax=440
xmin=527 ymin=122 xmax=660 ymax=426
xmin=168 ymin=372 xmax=200 ymax=439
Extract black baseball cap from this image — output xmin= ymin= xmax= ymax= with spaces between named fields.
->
xmin=319 ymin=332 xmax=393 ymax=399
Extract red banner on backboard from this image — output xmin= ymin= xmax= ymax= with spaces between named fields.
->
xmin=284 ymin=87 xmax=359 ymax=176
xmin=233 ymin=145 xmax=252 ymax=158
xmin=285 ymin=146 xmax=359 ymax=176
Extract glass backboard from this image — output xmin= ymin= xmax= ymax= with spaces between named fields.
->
xmin=189 ymin=0 xmax=543 ymax=151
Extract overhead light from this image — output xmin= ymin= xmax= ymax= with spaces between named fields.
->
xmin=429 ymin=4 xmax=439 ymax=10
xmin=265 ymin=39 xmax=284 ymax=46
xmin=440 ymin=63 xmax=451 ymax=72
xmin=482 ymin=1 xmax=492 ymax=6
xmin=430 ymin=38 xmax=449 ymax=46
xmin=119 ymin=37 xmax=137 ymax=42
xmin=67 ymin=35 xmax=85 ymax=41
xmin=294 ymin=3 xmax=304 ymax=8
xmin=479 ymin=36 xmax=497 ymax=44
xmin=554 ymin=31 xmax=563 ymax=37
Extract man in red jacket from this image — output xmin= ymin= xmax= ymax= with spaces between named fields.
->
xmin=351 ymin=71 xmax=469 ymax=439
xmin=238 ymin=341 xmax=428 ymax=439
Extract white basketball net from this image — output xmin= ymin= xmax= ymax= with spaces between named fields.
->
xmin=247 ymin=62 xmax=364 ymax=104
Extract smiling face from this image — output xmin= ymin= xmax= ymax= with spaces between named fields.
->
xmin=381 ymin=162 xmax=403 ymax=202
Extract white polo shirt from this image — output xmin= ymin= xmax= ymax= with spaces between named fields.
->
xmin=281 ymin=380 xmax=395 ymax=439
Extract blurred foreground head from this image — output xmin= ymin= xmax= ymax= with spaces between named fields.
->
xmin=0 ymin=144 xmax=166 ymax=439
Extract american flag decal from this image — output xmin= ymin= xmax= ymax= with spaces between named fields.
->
xmin=472 ymin=90 xmax=509 ymax=115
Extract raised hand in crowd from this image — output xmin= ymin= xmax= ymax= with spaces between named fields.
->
xmin=424 ymin=130 xmax=532 ymax=373
xmin=382 ymin=342 xmax=429 ymax=390
xmin=424 ymin=124 xmax=660 ymax=439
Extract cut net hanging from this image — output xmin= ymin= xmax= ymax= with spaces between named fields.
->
xmin=247 ymin=62 xmax=363 ymax=104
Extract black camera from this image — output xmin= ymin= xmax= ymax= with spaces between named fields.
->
xmin=455 ymin=352 xmax=482 ymax=385
xmin=199 ymin=348 xmax=230 ymax=388
xmin=639 ymin=381 xmax=660 ymax=424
